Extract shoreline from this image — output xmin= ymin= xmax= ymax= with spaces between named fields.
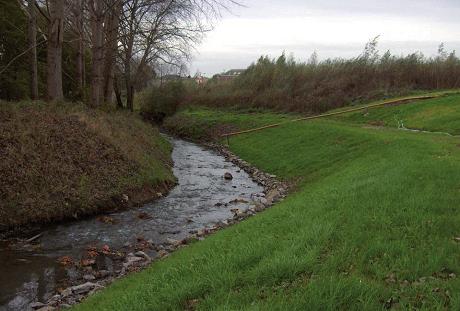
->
xmin=0 ymin=180 xmax=176 ymax=240
xmin=18 ymin=137 xmax=291 ymax=311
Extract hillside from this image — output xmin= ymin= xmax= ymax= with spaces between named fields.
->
xmin=76 ymin=93 xmax=460 ymax=310
xmin=0 ymin=102 xmax=175 ymax=232
xmin=333 ymin=92 xmax=460 ymax=135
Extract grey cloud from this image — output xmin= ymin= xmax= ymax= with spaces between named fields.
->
xmin=237 ymin=0 xmax=460 ymax=22
xmin=191 ymin=1 xmax=460 ymax=75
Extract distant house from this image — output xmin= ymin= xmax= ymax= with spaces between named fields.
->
xmin=195 ymin=75 xmax=209 ymax=85
xmin=215 ymin=69 xmax=245 ymax=82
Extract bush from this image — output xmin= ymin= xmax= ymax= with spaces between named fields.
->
xmin=139 ymin=81 xmax=187 ymax=123
xmin=188 ymin=40 xmax=460 ymax=114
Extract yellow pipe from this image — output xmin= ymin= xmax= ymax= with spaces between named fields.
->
xmin=221 ymin=94 xmax=440 ymax=138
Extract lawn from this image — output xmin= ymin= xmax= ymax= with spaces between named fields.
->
xmin=75 ymin=94 xmax=460 ymax=310
xmin=333 ymin=93 xmax=460 ymax=135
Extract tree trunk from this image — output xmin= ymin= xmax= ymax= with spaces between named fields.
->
xmin=89 ymin=0 xmax=104 ymax=107
xmin=124 ymin=57 xmax=134 ymax=111
xmin=103 ymin=2 xmax=121 ymax=103
xmin=123 ymin=2 xmax=137 ymax=112
xmin=75 ymin=0 xmax=85 ymax=100
xmin=114 ymin=73 xmax=123 ymax=109
xmin=28 ymin=0 xmax=38 ymax=100
xmin=46 ymin=0 xmax=64 ymax=101
xmin=126 ymin=84 xmax=134 ymax=112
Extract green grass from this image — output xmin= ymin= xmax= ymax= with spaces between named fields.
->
xmin=333 ymin=93 xmax=460 ymax=135
xmin=76 ymin=95 xmax=460 ymax=310
xmin=163 ymin=106 xmax=294 ymax=140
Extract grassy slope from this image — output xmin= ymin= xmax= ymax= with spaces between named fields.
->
xmin=0 ymin=101 xmax=175 ymax=229
xmin=163 ymin=106 xmax=294 ymax=140
xmin=332 ymin=92 xmax=460 ymax=135
xmin=76 ymin=95 xmax=460 ymax=310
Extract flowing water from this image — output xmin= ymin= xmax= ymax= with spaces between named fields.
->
xmin=0 ymin=138 xmax=263 ymax=311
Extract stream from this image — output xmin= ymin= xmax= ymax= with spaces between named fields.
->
xmin=0 ymin=138 xmax=264 ymax=311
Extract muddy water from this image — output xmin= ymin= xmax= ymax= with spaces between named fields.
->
xmin=0 ymin=139 xmax=263 ymax=310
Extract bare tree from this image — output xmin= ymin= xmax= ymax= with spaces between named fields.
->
xmin=113 ymin=68 xmax=124 ymax=108
xmin=88 ymin=0 xmax=105 ymax=106
xmin=118 ymin=0 xmax=235 ymax=111
xmin=119 ymin=0 xmax=139 ymax=111
xmin=65 ymin=0 xmax=90 ymax=100
xmin=28 ymin=0 xmax=39 ymax=99
xmin=71 ymin=0 xmax=86 ymax=99
xmin=31 ymin=0 xmax=237 ymax=105
xmin=46 ymin=0 xmax=64 ymax=101
xmin=103 ymin=0 xmax=122 ymax=103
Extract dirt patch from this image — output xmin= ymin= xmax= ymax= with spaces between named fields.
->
xmin=0 ymin=103 xmax=175 ymax=233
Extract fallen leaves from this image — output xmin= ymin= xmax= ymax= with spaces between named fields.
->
xmin=86 ymin=246 xmax=99 ymax=258
xmin=81 ymin=258 xmax=95 ymax=267
xmin=57 ymin=256 xmax=73 ymax=266
xmin=97 ymin=216 xmax=117 ymax=224
xmin=101 ymin=244 xmax=111 ymax=255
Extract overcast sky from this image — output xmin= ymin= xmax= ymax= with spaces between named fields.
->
xmin=189 ymin=0 xmax=460 ymax=76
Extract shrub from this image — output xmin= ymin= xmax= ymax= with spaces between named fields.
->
xmin=188 ymin=40 xmax=460 ymax=114
xmin=139 ymin=81 xmax=187 ymax=123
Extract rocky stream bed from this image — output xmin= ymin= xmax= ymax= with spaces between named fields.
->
xmin=0 ymin=138 xmax=288 ymax=311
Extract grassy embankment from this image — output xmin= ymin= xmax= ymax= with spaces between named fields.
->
xmin=0 ymin=101 xmax=175 ymax=231
xmin=332 ymin=92 xmax=460 ymax=135
xmin=76 ymin=93 xmax=460 ymax=310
